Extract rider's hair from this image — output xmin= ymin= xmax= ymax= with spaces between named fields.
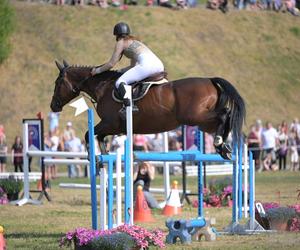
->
xmin=117 ymin=34 xmax=140 ymax=41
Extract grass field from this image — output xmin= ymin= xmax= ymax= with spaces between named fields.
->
xmin=0 ymin=168 xmax=299 ymax=249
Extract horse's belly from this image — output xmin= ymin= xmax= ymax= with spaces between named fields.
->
xmin=133 ymin=115 xmax=179 ymax=134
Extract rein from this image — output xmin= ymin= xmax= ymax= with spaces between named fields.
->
xmin=74 ymin=75 xmax=98 ymax=109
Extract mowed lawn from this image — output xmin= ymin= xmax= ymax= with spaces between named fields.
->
xmin=0 ymin=170 xmax=299 ymax=250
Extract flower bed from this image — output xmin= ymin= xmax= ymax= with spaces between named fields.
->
xmin=192 ymin=177 xmax=234 ymax=208
xmin=261 ymin=202 xmax=300 ymax=232
xmin=60 ymin=225 xmax=165 ymax=250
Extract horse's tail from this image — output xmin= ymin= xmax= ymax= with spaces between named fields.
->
xmin=210 ymin=77 xmax=246 ymax=145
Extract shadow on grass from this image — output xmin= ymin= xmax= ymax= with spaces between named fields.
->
xmin=6 ymin=232 xmax=63 ymax=239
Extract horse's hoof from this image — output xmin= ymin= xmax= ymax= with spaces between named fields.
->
xmin=222 ymin=143 xmax=232 ymax=154
xmin=216 ymin=143 xmax=232 ymax=160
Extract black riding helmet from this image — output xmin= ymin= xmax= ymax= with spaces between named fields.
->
xmin=113 ymin=22 xmax=130 ymax=37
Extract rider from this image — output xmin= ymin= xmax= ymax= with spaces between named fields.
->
xmin=91 ymin=22 xmax=164 ymax=115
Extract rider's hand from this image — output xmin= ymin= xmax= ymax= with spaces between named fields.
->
xmin=91 ymin=67 xmax=100 ymax=76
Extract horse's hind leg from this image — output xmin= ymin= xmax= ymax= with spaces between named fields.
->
xmin=214 ymin=108 xmax=232 ymax=160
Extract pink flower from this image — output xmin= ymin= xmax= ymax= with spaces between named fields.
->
xmin=263 ymin=202 xmax=280 ymax=211
xmin=192 ymin=200 xmax=199 ymax=208
xmin=289 ymin=217 xmax=300 ymax=232
xmin=209 ymin=195 xmax=221 ymax=207
xmin=289 ymin=204 xmax=300 ymax=213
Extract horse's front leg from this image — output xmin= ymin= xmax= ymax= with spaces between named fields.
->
xmin=84 ymin=121 xmax=110 ymax=155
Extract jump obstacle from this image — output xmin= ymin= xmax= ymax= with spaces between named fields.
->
xmin=85 ymin=85 xmax=264 ymax=237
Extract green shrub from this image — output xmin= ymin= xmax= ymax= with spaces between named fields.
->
xmin=89 ymin=233 xmax=136 ymax=250
xmin=0 ymin=177 xmax=23 ymax=196
xmin=0 ymin=0 xmax=15 ymax=63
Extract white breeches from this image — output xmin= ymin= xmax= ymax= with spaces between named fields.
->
xmin=115 ymin=53 xmax=164 ymax=88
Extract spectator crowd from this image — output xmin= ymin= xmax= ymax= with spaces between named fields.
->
xmin=23 ymin=0 xmax=300 ymax=15
xmin=0 ymin=114 xmax=299 ymax=179
xmin=247 ymin=118 xmax=300 ymax=172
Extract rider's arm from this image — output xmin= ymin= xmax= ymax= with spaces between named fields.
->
xmin=92 ymin=40 xmax=124 ymax=75
xmin=146 ymin=163 xmax=155 ymax=181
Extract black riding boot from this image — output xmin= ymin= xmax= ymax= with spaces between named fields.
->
xmin=117 ymin=83 xmax=139 ymax=120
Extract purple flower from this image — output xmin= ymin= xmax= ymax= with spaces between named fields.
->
xmin=223 ymin=185 xmax=233 ymax=195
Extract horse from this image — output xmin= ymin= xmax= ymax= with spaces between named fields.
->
xmin=50 ymin=60 xmax=246 ymax=159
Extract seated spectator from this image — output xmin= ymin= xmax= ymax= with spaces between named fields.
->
xmin=133 ymin=162 xmax=159 ymax=209
xmin=176 ymin=0 xmax=188 ymax=8
xmin=207 ymin=0 xmax=228 ymax=13
xmin=158 ymin=0 xmax=176 ymax=8
xmin=133 ymin=134 xmax=149 ymax=151
xmin=284 ymin=0 xmax=299 ymax=15
xmin=274 ymin=0 xmax=283 ymax=11
xmin=11 ymin=136 xmax=23 ymax=173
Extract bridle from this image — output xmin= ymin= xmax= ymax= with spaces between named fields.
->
xmin=52 ymin=67 xmax=96 ymax=109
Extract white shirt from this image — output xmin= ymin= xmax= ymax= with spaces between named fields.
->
xmin=111 ymin=135 xmax=126 ymax=154
xmin=50 ymin=135 xmax=59 ymax=151
xmin=261 ymin=127 xmax=278 ymax=149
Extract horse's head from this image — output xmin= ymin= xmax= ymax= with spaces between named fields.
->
xmin=50 ymin=60 xmax=88 ymax=112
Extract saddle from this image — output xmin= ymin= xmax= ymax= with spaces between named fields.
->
xmin=112 ymin=72 xmax=168 ymax=102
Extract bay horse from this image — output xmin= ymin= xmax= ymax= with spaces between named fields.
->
xmin=50 ymin=60 xmax=246 ymax=159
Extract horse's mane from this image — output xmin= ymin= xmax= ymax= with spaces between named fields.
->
xmin=68 ymin=64 xmax=121 ymax=80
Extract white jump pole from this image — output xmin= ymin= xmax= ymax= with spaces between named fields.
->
xmin=163 ymin=132 xmax=170 ymax=201
xmin=100 ymin=167 xmax=107 ymax=230
xmin=116 ymin=148 xmax=122 ymax=226
xmin=244 ymin=144 xmax=248 ymax=218
xmin=124 ymin=85 xmax=134 ymax=225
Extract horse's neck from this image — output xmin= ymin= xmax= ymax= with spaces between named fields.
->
xmin=81 ymin=77 xmax=113 ymax=103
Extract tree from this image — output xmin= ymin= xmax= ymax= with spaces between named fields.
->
xmin=0 ymin=0 xmax=14 ymax=64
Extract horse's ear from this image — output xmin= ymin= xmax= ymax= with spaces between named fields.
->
xmin=63 ymin=59 xmax=69 ymax=67
xmin=55 ymin=60 xmax=64 ymax=72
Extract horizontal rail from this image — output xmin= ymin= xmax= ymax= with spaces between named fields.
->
xmin=59 ymin=183 xmax=190 ymax=194
xmin=99 ymin=151 xmax=236 ymax=163
xmin=0 ymin=172 xmax=41 ymax=181
xmin=27 ymin=150 xmax=88 ymax=158
xmin=43 ymin=159 xmax=89 ymax=165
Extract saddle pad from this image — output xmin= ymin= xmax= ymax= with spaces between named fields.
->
xmin=112 ymin=79 xmax=168 ymax=103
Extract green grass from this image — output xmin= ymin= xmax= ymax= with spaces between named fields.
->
xmin=0 ymin=2 xmax=300 ymax=144
xmin=0 ymin=171 xmax=300 ymax=249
